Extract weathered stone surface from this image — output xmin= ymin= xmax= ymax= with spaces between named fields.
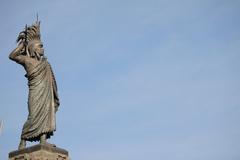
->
xmin=9 ymin=143 xmax=69 ymax=160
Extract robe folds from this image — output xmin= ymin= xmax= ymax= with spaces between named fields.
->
xmin=21 ymin=58 xmax=59 ymax=141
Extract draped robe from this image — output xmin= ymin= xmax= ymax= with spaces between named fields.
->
xmin=21 ymin=58 xmax=59 ymax=141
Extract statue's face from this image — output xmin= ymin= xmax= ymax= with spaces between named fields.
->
xmin=33 ymin=41 xmax=44 ymax=56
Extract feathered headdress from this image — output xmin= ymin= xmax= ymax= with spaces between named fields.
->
xmin=17 ymin=20 xmax=41 ymax=44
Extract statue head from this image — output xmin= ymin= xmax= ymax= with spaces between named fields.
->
xmin=28 ymin=40 xmax=44 ymax=59
xmin=17 ymin=21 xmax=44 ymax=60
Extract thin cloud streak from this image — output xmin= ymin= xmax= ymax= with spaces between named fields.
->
xmin=1 ymin=0 xmax=240 ymax=160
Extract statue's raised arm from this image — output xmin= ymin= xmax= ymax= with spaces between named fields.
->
xmin=9 ymin=20 xmax=60 ymax=150
xmin=9 ymin=41 xmax=26 ymax=64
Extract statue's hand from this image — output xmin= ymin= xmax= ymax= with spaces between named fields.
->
xmin=15 ymin=42 xmax=25 ymax=56
xmin=17 ymin=32 xmax=25 ymax=43
xmin=17 ymin=41 xmax=24 ymax=49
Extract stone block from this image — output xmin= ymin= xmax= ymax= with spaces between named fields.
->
xmin=9 ymin=143 xmax=69 ymax=160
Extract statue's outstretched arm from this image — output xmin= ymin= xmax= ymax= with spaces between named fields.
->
xmin=9 ymin=43 xmax=25 ymax=64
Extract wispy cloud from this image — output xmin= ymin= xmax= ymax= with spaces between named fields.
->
xmin=1 ymin=0 xmax=240 ymax=160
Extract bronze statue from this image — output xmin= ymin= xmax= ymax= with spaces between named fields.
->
xmin=9 ymin=20 xmax=60 ymax=150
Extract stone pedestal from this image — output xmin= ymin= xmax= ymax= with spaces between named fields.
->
xmin=9 ymin=143 xmax=69 ymax=160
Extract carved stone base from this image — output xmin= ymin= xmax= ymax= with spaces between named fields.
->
xmin=9 ymin=143 xmax=69 ymax=160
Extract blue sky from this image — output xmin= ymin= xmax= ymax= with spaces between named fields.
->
xmin=0 ymin=0 xmax=240 ymax=159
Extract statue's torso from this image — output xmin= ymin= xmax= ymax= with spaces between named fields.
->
xmin=21 ymin=56 xmax=42 ymax=75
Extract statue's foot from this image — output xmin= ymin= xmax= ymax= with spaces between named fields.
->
xmin=18 ymin=139 xmax=26 ymax=150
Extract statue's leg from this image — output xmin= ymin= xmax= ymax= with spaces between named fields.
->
xmin=40 ymin=133 xmax=47 ymax=144
xmin=18 ymin=139 xmax=26 ymax=150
